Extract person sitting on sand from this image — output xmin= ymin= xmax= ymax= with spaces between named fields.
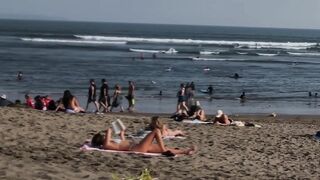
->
xmin=147 ymin=116 xmax=185 ymax=137
xmin=0 ymin=94 xmax=13 ymax=107
xmin=188 ymin=101 xmax=206 ymax=121
xmin=25 ymin=94 xmax=35 ymax=109
xmin=91 ymin=128 xmax=195 ymax=155
xmin=56 ymin=90 xmax=85 ymax=113
xmin=213 ymin=110 xmax=232 ymax=125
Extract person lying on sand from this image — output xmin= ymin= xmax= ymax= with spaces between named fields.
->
xmin=91 ymin=128 xmax=196 ymax=155
xmin=213 ymin=110 xmax=232 ymax=125
xmin=147 ymin=116 xmax=186 ymax=137
xmin=213 ymin=110 xmax=261 ymax=127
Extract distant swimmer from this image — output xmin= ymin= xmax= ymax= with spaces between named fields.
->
xmin=152 ymin=53 xmax=157 ymax=59
xmin=17 ymin=71 xmax=23 ymax=80
xmin=140 ymin=53 xmax=144 ymax=60
xmin=207 ymin=85 xmax=213 ymax=95
xmin=240 ymin=92 xmax=246 ymax=102
xmin=234 ymin=73 xmax=240 ymax=79
xmin=229 ymin=73 xmax=241 ymax=79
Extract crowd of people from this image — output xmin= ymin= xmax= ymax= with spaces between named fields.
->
xmin=0 ymin=79 xmax=136 ymax=114
xmin=172 ymin=82 xmax=207 ymax=121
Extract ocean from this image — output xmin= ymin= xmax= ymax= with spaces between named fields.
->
xmin=1 ymin=19 xmax=320 ymax=115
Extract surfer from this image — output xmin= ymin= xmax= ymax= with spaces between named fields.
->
xmin=232 ymin=73 xmax=240 ymax=79
xmin=207 ymin=85 xmax=213 ymax=95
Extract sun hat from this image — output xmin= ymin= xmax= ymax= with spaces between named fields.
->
xmin=0 ymin=94 xmax=6 ymax=99
xmin=216 ymin=110 xmax=223 ymax=118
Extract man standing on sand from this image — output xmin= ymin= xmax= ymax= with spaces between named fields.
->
xmin=126 ymin=81 xmax=135 ymax=112
xmin=85 ymin=79 xmax=99 ymax=112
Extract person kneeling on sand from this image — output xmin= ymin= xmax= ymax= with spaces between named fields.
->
xmin=188 ymin=101 xmax=206 ymax=121
xmin=91 ymin=128 xmax=195 ymax=155
xmin=56 ymin=90 xmax=85 ymax=113
xmin=147 ymin=116 xmax=185 ymax=137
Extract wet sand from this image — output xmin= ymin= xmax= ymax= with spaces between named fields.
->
xmin=0 ymin=107 xmax=319 ymax=179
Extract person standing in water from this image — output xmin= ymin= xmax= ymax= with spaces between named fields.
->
xmin=126 ymin=81 xmax=135 ymax=112
xmin=85 ymin=79 xmax=99 ymax=112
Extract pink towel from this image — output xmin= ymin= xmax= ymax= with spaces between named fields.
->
xmin=80 ymin=143 xmax=176 ymax=157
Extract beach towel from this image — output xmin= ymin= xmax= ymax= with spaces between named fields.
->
xmin=80 ymin=142 xmax=178 ymax=157
xmin=230 ymin=121 xmax=262 ymax=128
xmin=182 ymin=119 xmax=213 ymax=124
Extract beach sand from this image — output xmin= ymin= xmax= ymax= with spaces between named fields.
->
xmin=0 ymin=107 xmax=319 ymax=179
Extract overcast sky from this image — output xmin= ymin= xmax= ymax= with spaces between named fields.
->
xmin=1 ymin=0 xmax=320 ymax=29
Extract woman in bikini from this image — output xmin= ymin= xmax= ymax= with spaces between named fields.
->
xmin=148 ymin=116 xmax=185 ymax=137
xmin=91 ymin=128 xmax=195 ymax=155
xmin=213 ymin=110 xmax=232 ymax=125
xmin=56 ymin=90 xmax=85 ymax=113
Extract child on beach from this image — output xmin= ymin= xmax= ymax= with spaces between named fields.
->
xmin=91 ymin=128 xmax=195 ymax=155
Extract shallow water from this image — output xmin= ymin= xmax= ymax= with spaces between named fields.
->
xmin=1 ymin=19 xmax=320 ymax=114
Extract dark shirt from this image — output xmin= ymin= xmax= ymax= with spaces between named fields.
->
xmin=88 ymin=84 xmax=97 ymax=100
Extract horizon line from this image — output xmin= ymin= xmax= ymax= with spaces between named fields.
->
xmin=1 ymin=17 xmax=320 ymax=31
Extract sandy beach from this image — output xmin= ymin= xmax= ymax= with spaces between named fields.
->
xmin=0 ymin=107 xmax=319 ymax=179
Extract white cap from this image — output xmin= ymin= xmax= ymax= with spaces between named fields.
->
xmin=216 ymin=110 xmax=223 ymax=118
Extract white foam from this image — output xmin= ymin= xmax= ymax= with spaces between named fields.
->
xmin=257 ymin=53 xmax=279 ymax=57
xmin=191 ymin=57 xmax=233 ymax=61
xmin=129 ymin=48 xmax=160 ymax=53
xmin=21 ymin=38 xmax=127 ymax=45
xmin=288 ymin=52 xmax=320 ymax=56
xmin=236 ymin=52 xmax=249 ymax=55
xmin=75 ymin=35 xmax=316 ymax=50
xmin=200 ymin=51 xmax=221 ymax=55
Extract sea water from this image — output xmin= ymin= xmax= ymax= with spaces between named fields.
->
xmin=1 ymin=19 xmax=320 ymax=115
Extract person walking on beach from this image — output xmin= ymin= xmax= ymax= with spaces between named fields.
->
xmin=85 ymin=79 xmax=99 ymax=112
xmin=126 ymin=81 xmax=135 ymax=112
xmin=110 ymin=84 xmax=124 ymax=112
xmin=176 ymin=83 xmax=189 ymax=114
xmin=99 ymin=79 xmax=109 ymax=113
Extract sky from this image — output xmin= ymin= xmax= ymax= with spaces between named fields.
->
xmin=1 ymin=0 xmax=320 ymax=29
